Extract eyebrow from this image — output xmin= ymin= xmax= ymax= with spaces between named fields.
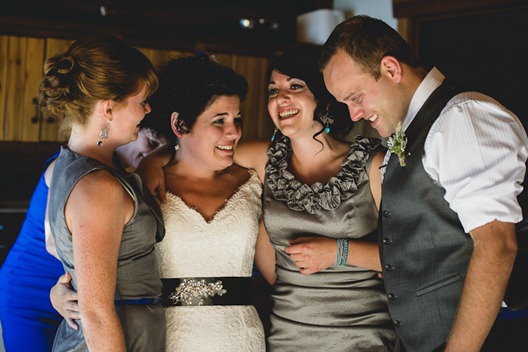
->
xmin=268 ymin=76 xmax=296 ymax=86
xmin=212 ymin=112 xmax=229 ymax=118
xmin=212 ymin=112 xmax=242 ymax=118
xmin=342 ymin=92 xmax=356 ymax=102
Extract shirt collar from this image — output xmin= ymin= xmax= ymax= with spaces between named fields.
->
xmin=402 ymin=67 xmax=445 ymax=132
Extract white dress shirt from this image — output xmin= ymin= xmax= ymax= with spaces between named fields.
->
xmin=383 ymin=67 xmax=528 ymax=233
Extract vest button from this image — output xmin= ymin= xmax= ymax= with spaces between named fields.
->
xmin=388 ymin=293 xmax=398 ymax=300
xmin=382 ymin=210 xmax=391 ymax=217
xmin=394 ymin=320 xmax=403 ymax=327
xmin=383 ymin=237 xmax=392 ymax=245
xmin=385 ymin=264 xmax=395 ymax=271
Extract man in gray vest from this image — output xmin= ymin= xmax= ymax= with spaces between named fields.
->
xmin=320 ymin=15 xmax=528 ymax=352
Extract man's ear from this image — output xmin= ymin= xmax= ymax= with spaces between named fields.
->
xmin=171 ymin=112 xmax=185 ymax=138
xmin=380 ymin=56 xmax=402 ymax=83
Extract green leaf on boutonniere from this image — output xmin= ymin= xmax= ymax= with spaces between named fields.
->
xmin=387 ymin=123 xmax=407 ymax=166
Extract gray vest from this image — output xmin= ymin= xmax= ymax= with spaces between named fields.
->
xmin=380 ymin=82 xmax=473 ymax=352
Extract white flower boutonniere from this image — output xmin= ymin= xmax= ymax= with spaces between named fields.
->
xmin=387 ymin=123 xmax=407 ymax=166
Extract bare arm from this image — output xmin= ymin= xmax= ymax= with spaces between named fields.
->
xmin=234 ymin=139 xmax=270 ymax=183
xmin=286 ymin=236 xmax=381 ymax=274
xmin=67 ymin=171 xmax=133 ymax=352
xmin=135 ymin=144 xmax=173 ymax=203
xmin=445 ymin=220 xmax=517 ymax=351
xmin=254 ymin=220 xmax=276 ymax=285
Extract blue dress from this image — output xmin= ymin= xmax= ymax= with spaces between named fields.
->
xmin=0 ymin=153 xmax=65 ymax=351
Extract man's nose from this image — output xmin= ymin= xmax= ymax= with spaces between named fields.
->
xmin=348 ymin=105 xmax=364 ymax=122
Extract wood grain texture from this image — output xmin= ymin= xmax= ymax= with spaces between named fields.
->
xmin=4 ymin=37 xmax=44 ymax=142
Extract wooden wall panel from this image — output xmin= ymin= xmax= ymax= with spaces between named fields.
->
xmin=138 ymin=48 xmax=274 ymax=141
xmin=0 ymin=36 xmax=274 ymax=143
xmin=21 ymin=37 xmax=45 ymax=142
xmin=4 ymin=37 xmax=45 ymax=142
xmin=0 ymin=37 xmax=8 ymax=140
xmin=214 ymin=53 xmax=273 ymax=140
xmin=39 ymin=38 xmax=74 ymax=142
xmin=138 ymin=47 xmax=193 ymax=68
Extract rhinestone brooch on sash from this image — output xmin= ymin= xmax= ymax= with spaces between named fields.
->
xmin=169 ymin=279 xmax=227 ymax=306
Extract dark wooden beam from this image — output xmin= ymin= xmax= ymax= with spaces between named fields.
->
xmin=0 ymin=0 xmax=333 ymax=55
xmin=393 ymin=0 xmax=528 ymax=18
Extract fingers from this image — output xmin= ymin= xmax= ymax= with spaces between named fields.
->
xmin=50 ymin=275 xmax=80 ymax=318
xmin=284 ymin=240 xmax=307 ymax=254
xmin=65 ymin=304 xmax=81 ymax=319
xmin=146 ymin=183 xmax=157 ymax=197
xmin=287 ymin=238 xmax=336 ymax=274
xmin=287 ymin=244 xmax=313 ymax=271
xmin=65 ymin=291 xmax=80 ymax=305
xmin=288 ymin=253 xmax=305 ymax=265
xmin=58 ymin=272 xmax=72 ymax=285
xmin=157 ymin=182 xmax=167 ymax=204
xmin=65 ymin=317 xmax=79 ymax=330
xmin=288 ymin=237 xmax=309 ymax=245
xmin=299 ymin=267 xmax=317 ymax=275
xmin=291 ymin=254 xmax=310 ymax=273
xmin=284 ymin=245 xmax=297 ymax=255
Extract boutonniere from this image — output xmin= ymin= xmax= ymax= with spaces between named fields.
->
xmin=387 ymin=123 xmax=407 ymax=166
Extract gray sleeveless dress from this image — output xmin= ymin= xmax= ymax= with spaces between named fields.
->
xmin=49 ymin=146 xmax=166 ymax=352
xmin=263 ymin=136 xmax=396 ymax=351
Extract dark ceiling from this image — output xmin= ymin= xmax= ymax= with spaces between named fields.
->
xmin=0 ymin=0 xmax=332 ymax=54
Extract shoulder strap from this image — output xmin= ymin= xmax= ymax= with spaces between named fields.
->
xmin=405 ymin=80 xmax=461 ymax=144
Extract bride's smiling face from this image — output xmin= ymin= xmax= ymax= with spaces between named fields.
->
xmin=180 ymin=95 xmax=243 ymax=171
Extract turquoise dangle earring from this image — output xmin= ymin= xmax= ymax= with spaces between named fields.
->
xmin=321 ymin=109 xmax=334 ymax=135
xmin=271 ymin=127 xmax=278 ymax=142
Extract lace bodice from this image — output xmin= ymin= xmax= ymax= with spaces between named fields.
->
xmin=156 ymin=170 xmax=262 ymax=278
xmin=156 ymin=170 xmax=265 ymax=352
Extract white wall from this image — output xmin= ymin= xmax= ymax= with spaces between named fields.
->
xmin=333 ymin=0 xmax=397 ymax=29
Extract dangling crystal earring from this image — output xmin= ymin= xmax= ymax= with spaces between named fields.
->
xmin=97 ymin=123 xmax=109 ymax=146
xmin=321 ymin=110 xmax=334 ymax=135
xmin=174 ymin=144 xmax=180 ymax=151
xmin=271 ymin=127 xmax=278 ymax=142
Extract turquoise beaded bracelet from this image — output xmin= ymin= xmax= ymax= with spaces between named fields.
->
xmin=336 ymin=238 xmax=349 ymax=266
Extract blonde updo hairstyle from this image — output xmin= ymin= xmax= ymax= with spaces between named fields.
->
xmin=38 ymin=34 xmax=158 ymax=136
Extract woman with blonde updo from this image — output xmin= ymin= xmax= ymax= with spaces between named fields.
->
xmin=40 ymin=34 xmax=165 ymax=352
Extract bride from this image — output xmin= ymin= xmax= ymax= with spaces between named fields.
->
xmin=149 ymin=55 xmax=275 ymax=351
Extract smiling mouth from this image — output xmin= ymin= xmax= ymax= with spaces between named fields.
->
xmin=216 ymin=145 xmax=234 ymax=151
xmin=279 ymin=109 xmax=300 ymax=120
xmin=368 ymin=113 xmax=379 ymax=122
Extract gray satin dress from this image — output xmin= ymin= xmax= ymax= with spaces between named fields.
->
xmin=263 ymin=136 xmax=396 ymax=351
xmin=49 ymin=146 xmax=166 ymax=352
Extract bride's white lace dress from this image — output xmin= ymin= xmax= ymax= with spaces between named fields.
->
xmin=156 ymin=170 xmax=265 ymax=352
